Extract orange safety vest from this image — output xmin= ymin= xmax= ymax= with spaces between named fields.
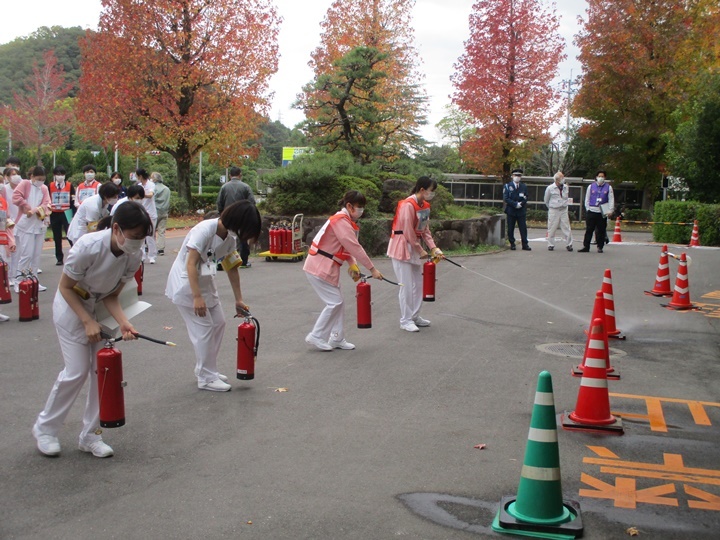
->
xmin=390 ymin=196 xmax=431 ymax=238
xmin=49 ymin=181 xmax=72 ymax=212
xmin=308 ymin=212 xmax=358 ymax=265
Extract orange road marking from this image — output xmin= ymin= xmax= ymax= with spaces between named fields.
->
xmin=587 ymin=446 xmax=618 ymax=459
xmin=580 ymin=473 xmax=678 ymax=509
xmin=685 ymin=485 xmax=720 ymax=511
xmin=583 ymin=453 xmax=720 ymax=481
xmin=609 ymin=393 xmax=720 ymax=432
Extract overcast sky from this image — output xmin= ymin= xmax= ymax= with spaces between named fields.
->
xmin=3 ymin=0 xmax=587 ymax=144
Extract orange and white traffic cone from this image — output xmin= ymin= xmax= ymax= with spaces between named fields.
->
xmin=611 ymin=217 xmax=622 ymax=243
xmin=645 ymin=245 xmax=672 ymax=297
xmin=602 ymin=269 xmax=624 ymax=340
xmin=689 ymin=220 xmax=700 ymax=247
xmin=563 ymin=318 xmax=624 ymax=435
xmin=662 ymin=253 xmax=700 ymax=311
xmin=574 ymin=291 xmax=620 ymax=379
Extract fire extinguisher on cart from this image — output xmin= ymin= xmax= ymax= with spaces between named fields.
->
xmin=236 ymin=307 xmax=260 ymax=380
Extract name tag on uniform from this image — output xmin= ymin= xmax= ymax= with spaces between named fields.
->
xmin=200 ymin=259 xmax=217 ymax=276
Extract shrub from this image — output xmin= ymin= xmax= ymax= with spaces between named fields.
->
xmin=624 ymin=209 xmax=652 ymax=222
xmin=652 ymin=201 xmax=701 ymax=244
xmin=169 ymin=192 xmax=190 ymax=216
xmin=526 ymin=209 xmax=548 ymax=222
xmin=696 ymin=204 xmax=720 ymax=246
xmin=190 ymin=193 xmax=217 ymax=212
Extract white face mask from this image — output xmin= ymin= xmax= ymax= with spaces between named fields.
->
xmin=424 ymin=191 xmax=436 ymax=201
xmin=85 ymin=172 xmax=96 ymax=181
xmin=350 ymin=207 xmax=364 ymax=220
xmin=10 ymin=175 xmax=22 ymax=186
xmin=107 ymin=197 xmax=119 ymax=206
xmin=113 ymin=178 xmax=122 ymax=185
xmin=596 ymin=177 xmax=605 ymax=185
xmin=54 ymin=175 xmax=65 ymax=183
xmin=32 ymin=179 xmax=45 ymax=188
xmin=118 ymin=229 xmax=144 ymax=255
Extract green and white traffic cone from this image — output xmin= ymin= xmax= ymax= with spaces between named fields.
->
xmin=492 ymin=371 xmax=583 ymax=539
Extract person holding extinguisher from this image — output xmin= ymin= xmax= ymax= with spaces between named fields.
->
xmin=32 ymin=201 xmax=153 ymax=458
xmin=304 ymin=191 xmax=383 ymax=351
xmin=0 ymin=185 xmax=16 ymax=322
xmin=165 ymin=200 xmax=261 ymax=392
xmin=387 ymin=176 xmax=443 ymax=332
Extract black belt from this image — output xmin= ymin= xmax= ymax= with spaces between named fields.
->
xmin=316 ymin=248 xmax=335 ymax=260
xmin=393 ymin=230 xmax=403 ymax=234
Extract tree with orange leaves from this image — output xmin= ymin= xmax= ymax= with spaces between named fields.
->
xmin=296 ymin=0 xmax=427 ymax=164
xmin=77 ymin=0 xmax=280 ymax=202
xmin=5 ymin=50 xmax=74 ymax=166
xmin=573 ymin=0 xmax=719 ymax=194
xmin=452 ymin=0 xmax=565 ymax=179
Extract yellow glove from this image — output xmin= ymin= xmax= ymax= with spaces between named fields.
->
xmin=430 ymin=247 xmax=443 ymax=264
xmin=348 ymin=263 xmax=361 ymax=282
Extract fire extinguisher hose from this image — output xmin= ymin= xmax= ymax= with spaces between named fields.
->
xmin=101 ymin=332 xmax=177 ymax=346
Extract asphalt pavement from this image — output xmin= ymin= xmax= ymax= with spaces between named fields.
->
xmin=1 ymin=228 xmax=718 ymax=539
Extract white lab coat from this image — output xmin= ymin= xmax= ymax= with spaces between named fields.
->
xmin=67 ymin=194 xmax=109 ymax=244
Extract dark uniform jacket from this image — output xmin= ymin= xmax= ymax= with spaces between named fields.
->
xmin=503 ymin=181 xmax=528 ymax=216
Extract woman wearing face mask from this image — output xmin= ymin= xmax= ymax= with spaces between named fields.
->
xmin=67 ymin=182 xmax=121 ymax=245
xmin=75 ymin=164 xmax=101 ymax=210
xmin=48 ymin=165 xmax=76 ymax=265
xmin=165 ymin=200 xmax=261 ymax=392
xmin=110 ymin=171 xmax=127 ymax=200
xmin=32 ymin=201 xmax=152 ymax=458
xmin=387 ymin=176 xmax=443 ymax=332
xmin=12 ymin=166 xmax=51 ymax=290
xmin=303 ymin=191 xmax=383 ymax=351
xmin=2 ymin=167 xmax=21 ymax=285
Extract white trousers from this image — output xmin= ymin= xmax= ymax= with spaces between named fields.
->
xmin=35 ymin=325 xmax=104 ymax=444
xmin=143 ymin=217 xmax=158 ymax=260
xmin=391 ymin=259 xmax=423 ymax=325
xmin=547 ymin=208 xmax=573 ymax=248
xmin=177 ymin=303 xmax=226 ymax=383
xmin=306 ymin=273 xmax=345 ymax=342
xmin=3 ymin=245 xmax=17 ymax=283
xmin=15 ymin=230 xmax=44 ymax=277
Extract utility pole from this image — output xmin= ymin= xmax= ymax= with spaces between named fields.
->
xmin=560 ymin=70 xmax=577 ymax=144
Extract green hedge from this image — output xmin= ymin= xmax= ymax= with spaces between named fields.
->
xmin=652 ymin=200 xmax=720 ymax=245
xmin=624 ymin=209 xmax=652 ymax=222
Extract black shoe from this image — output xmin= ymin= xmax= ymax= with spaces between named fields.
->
xmin=598 ymin=248 xmax=604 ymax=253
xmin=566 ymin=246 xmax=574 ymax=252
xmin=240 ymin=262 xmax=252 ymax=268
xmin=578 ymin=247 xmax=590 ymax=252
xmin=158 ymin=250 xmax=164 ymax=256
xmin=55 ymin=260 xmax=63 ymax=266
xmin=548 ymin=246 xmax=554 ymax=251
xmin=510 ymin=245 xmax=516 ymax=251
xmin=522 ymin=245 xmax=532 ymax=251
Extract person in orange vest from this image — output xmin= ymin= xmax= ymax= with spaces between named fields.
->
xmin=48 ymin=165 xmax=75 ymax=265
xmin=387 ymin=177 xmax=443 ymax=332
xmin=304 ymin=191 xmax=383 ymax=351
xmin=74 ymin=164 xmax=101 ymax=210
xmin=0 ymin=186 xmax=16 ymax=322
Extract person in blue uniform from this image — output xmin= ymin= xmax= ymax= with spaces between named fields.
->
xmin=503 ymin=169 xmax=531 ymax=251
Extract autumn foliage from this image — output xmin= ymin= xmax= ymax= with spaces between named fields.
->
xmin=77 ymin=0 xmax=280 ymax=201
xmin=5 ymin=50 xmax=74 ymax=165
xmin=297 ymin=0 xmax=427 ymax=164
xmin=452 ymin=0 xmax=565 ymax=178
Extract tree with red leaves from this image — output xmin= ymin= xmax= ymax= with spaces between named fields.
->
xmin=452 ymin=0 xmax=565 ymax=178
xmin=297 ymin=0 xmax=427 ymax=164
xmin=5 ymin=50 xmax=74 ymax=166
xmin=77 ymin=0 xmax=280 ymax=202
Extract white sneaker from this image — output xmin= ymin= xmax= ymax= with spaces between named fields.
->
xmin=0 ymin=313 xmax=9 ymax=322
xmin=149 ymin=258 xmax=156 ymax=264
xmin=32 ymin=425 xmax=61 ymax=456
xmin=217 ymin=373 xmax=229 ymax=382
xmin=79 ymin=439 xmax=114 ymax=458
xmin=305 ymin=333 xmax=333 ymax=351
xmin=37 ymin=269 xmax=42 ymax=274
xmin=38 ymin=284 xmax=47 ymax=292
xmin=400 ymin=321 xmax=420 ymax=332
xmin=414 ymin=317 xmax=431 ymax=327
xmin=14 ymin=282 xmax=19 ymax=293
xmin=198 ymin=379 xmax=232 ymax=392
xmin=329 ymin=339 xmax=355 ymax=350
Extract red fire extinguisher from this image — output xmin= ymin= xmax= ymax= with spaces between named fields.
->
xmin=268 ymin=226 xmax=276 ymax=254
xmin=18 ymin=275 xmax=33 ymax=322
xmin=0 ymin=257 xmax=11 ymax=304
xmin=134 ymin=262 xmax=144 ymax=296
xmin=423 ymin=259 xmax=436 ymax=302
xmin=97 ymin=341 xmax=126 ymax=428
xmin=31 ymin=273 xmax=39 ymax=320
xmin=237 ymin=314 xmax=260 ymax=380
xmin=356 ymin=277 xmax=372 ymax=328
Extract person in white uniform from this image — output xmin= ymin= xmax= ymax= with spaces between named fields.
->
xmin=67 ymin=182 xmax=120 ymax=244
xmin=12 ymin=166 xmax=51 ymax=290
xmin=166 ymin=200 xmax=261 ymax=392
xmin=32 ymin=201 xmax=153 ymax=458
xmin=543 ymin=171 xmax=574 ymax=251
xmin=2 ymin=166 xmax=21 ymax=286
xmin=110 ymin=184 xmax=145 ymax=216
xmin=135 ymin=169 xmax=158 ymax=263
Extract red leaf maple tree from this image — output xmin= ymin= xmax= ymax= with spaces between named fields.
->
xmin=77 ymin=0 xmax=280 ymax=202
xmin=297 ymin=0 xmax=427 ymax=163
xmin=452 ymin=0 xmax=565 ymax=178
xmin=5 ymin=50 xmax=74 ymax=166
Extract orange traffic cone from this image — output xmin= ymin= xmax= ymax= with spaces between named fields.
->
xmin=574 ymin=291 xmax=620 ymax=379
xmin=563 ymin=318 xmax=624 ymax=435
xmin=689 ymin=220 xmax=700 ymax=247
xmin=602 ymin=269 xmax=624 ymax=340
xmin=644 ymin=245 xmax=672 ymax=297
xmin=662 ymin=253 xmax=700 ymax=311
xmin=611 ymin=217 xmax=622 ymax=243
